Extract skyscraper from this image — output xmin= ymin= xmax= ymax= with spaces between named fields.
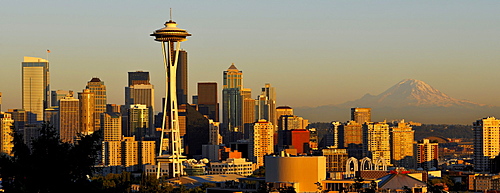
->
xmin=241 ymin=88 xmax=254 ymax=139
xmin=197 ymin=82 xmax=219 ymax=121
xmin=390 ymin=120 xmax=414 ymax=168
xmin=342 ymin=120 xmax=363 ymax=158
xmin=128 ymin=71 xmax=150 ymax=86
xmin=363 ymin=121 xmax=391 ymax=166
xmin=250 ymin=120 xmax=274 ymax=167
xmin=177 ymin=50 xmax=188 ymax=105
xmin=86 ymin=77 xmax=107 ymax=130
xmin=59 ymin=96 xmax=80 ymax=143
xmin=0 ymin=92 xmax=2 ymax=112
xmin=222 ymin=63 xmax=243 ymax=133
xmin=351 ymin=108 xmax=371 ymax=124
xmin=473 ymin=117 xmax=500 ymax=172
xmin=416 ymin=138 xmax=438 ymax=170
xmin=22 ymin=56 xmax=50 ymax=123
xmin=101 ymin=112 xmax=122 ymax=141
xmin=260 ymin=83 xmax=276 ymax=127
xmin=78 ymin=89 xmax=95 ymax=135
xmin=255 ymin=94 xmax=269 ymax=122
xmin=125 ymin=71 xmax=154 ymax=135
xmin=0 ymin=112 xmax=14 ymax=156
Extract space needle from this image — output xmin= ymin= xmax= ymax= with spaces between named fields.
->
xmin=150 ymin=12 xmax=191 ymax=179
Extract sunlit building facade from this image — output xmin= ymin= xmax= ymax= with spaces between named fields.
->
xmin=351 ymin=108 xmax=371 ymax=124
xmin=78 ymin=89 xmax=95 ymax=135
xmin=0 ymin=112 xmax=14 ymax=156
xmin=59 ymin=96 xmax=80 ymax=143
xmin=222 ymin=63 xmax=243 ymax=133
xmin=363 ymin=121 xmax=391 ymax=166
xmin=86 ymin=77 xmax=107 ymax=130
xmin=22 ymin=56 xmax=50 ymax=123
xmin=250 ymin=120 xmax=274 ymax=167
xmin=390 ymin=120 xmax=414 ymax=168
xmin=473 ymin=117 xmax=500 ymax=172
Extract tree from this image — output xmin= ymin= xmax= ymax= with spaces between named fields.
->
xmin=0 ymin=122 xmax=102 ymax=193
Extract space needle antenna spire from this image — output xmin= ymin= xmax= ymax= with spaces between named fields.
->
xmin=150 ymin=12 xmax=191 ymax=179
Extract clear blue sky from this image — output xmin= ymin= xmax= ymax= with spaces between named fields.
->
xmin=1 ymin=1 xmax=500 ymax=112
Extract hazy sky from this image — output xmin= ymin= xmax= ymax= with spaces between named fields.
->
xmin=1 ymin=1 xmax=500 ymax=112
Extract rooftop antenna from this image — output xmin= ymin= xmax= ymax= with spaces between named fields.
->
xmin=170 ymin=8 xmax=172 ymax=21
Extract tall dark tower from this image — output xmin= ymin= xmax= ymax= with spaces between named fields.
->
xmin=176 ymin=50 xmax=188 ymax=105
xmin=128 ymin=71 xmax=150 ymax=86
xmin=151 ymin=14 xmax=191 ymax=179
xmin=197 ymin=82 xmax=219 ymax=121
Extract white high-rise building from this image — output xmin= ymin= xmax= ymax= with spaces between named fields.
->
xmin=250 ymin=120 xmax=274 ymax=167
xmin=363 ymin=121 xmax=391 ymax=166
xmin=473 ymin=117 xmax=500 ymax=172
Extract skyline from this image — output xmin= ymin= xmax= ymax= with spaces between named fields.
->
xmin=2 ymin=1 xmax=500 ymax=113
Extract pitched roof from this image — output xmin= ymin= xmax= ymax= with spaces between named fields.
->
xmin=379 ymin=174 xmax=426 ymax=190
xmin=228 ymin=63 xmax=238 ymax=70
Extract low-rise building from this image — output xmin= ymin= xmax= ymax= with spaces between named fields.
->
xmin=208 ymin=158 xmax=254 ymax=176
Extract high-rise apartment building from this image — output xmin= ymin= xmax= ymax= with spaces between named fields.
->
xmin=390 ymin=120 xmax=414 ymax=168
xmin=59 ymin=96 xmax=80 ymax=143
xmin=197 ymin=82 xmax=219 ymax=121
xmin=86 ymin=77 xmax=107 ymax=130
xmin=351 ymin=108 xmax=371 ymax=124
xmin=363 ymin=121 xmax=391 ymax=166
xmin=78 ymin=89 xmax=95 ymax=135
xmin=22 ymin=56 xmax=50 ymax=123
xmin=222 ymin=64 xmax=243 ymax=132
xmin=416 ymin=138 xmax=438 ymax=170
xmin=473 ymin=117 xmax=500 ymax=172
xmin=343 ymin=120 xmax=363 ymax=159
xmin=101 ymin=112 xmax=122 ymax=141
xmin=250 ymin=120 xmax=274 ymax=167
xmin=0 ymin=112 xmax=14 ymax=156
xmin=326 ymin=121 xmax=341 ymax=149
xmin=102 ymin=137 xmax=155 ymax=167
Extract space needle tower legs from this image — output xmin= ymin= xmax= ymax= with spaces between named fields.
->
xmin=151 ymin=15 xmax=191 ymax=179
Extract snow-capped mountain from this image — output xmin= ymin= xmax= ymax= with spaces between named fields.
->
xmin=295 ymin=79 xmax=497 ymax=124
xmin=340 ymin=79 xmax=483 ymax=108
